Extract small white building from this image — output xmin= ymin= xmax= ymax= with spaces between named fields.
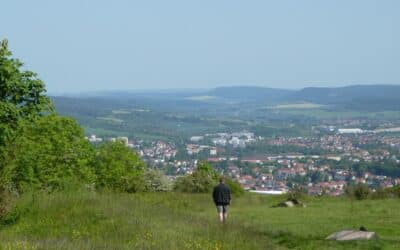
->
xmin=190 ymin=136 xmax=204 ymax=142
xmin=338 ymin=128 xmax=364 ymax=134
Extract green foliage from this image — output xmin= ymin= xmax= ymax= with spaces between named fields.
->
xmin=370 ymin=188 xmax=391 ymax=199
xmin=352 ymin=160 xmax=400 ymax=178
xmin=388 ymin=186 xmax=400 ymax=198
xmin=346 ymin=183 xmax=371 ymax=200
xmin=0 ymin=40 xmax=151 ymax=195
xmin=142 ymin=169 xmax=172 ymax=192
xmin=174 ymin=169 xmax=216 ymax=193
xmin=369 ymin=186 xmax=400 ymax=199
xmin=0 ymin=112 xmax=150 ymax=194
xmin=94 ymin=141 xmax=145 ymax=192
xmin=174 ymin=161 xmax=218 ymax=193
xmin=0 ymin=115 xmax=96 ymax=192
xmin=0 ymin=203 xmax=25 ymax=226
xmin=224 ymin=177 xmax=244 ymax=197
xmin=0 ymin=188 xmax=13 ymax=221
xmin=174 ymin=161 xmax=244 ymax=196
xmin=0 ymin=187 xmax=25 ymax=227
xmin=0 ymin=39 xmax=53 ymax=146
xmin=308 ymin=171 xmax=324 ymax=183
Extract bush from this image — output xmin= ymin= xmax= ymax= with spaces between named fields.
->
xmin=225 ymin=178 xmax=245 ymax=197
xmin=1 ymin=116 xmax=96 ymax=193
xmin=370 ymin=186 xmax=400 ymax=199
xmin=346 ymin=184 xmax=370 ymax=200
xmin=142 ymin=169 xmax=172 ymax=192
xmin=370 ymin=188 xmax=391 ymax=199
xmin=174 ymin=161 xmax=244 ymax=196
xmin=389 ymin=186 xmax=400 ymax=198
xmin=0 ymin=188 xmax=20 ymax=226
xmin=0 ymin=189 xmax=11 ymax=220
xmin=174 ymin=169 xmax=216 ymax=193
xmin=94 ymin=141 xmax=145 ymax=192
xmin=174 ymin=161 xmax=218 ymax=193
xmin=0 ymin=205 xmax=22 ymax=226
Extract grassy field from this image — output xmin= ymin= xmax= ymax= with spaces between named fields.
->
xmin=1 ymin=191 xmax=400 ymax=249
xmin=279 ymin=109 xmax=400 ymax=120
xmin=184 ymin=96 xmax=217 ymax=101
xmin=268 ymin=103 xmax=325 ymax=109
xmin=96 ymin=117 xmax=124 ymax=124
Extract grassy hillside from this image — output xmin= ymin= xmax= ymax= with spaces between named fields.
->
xmin=1 ymin=191 xmax=400 ymax=249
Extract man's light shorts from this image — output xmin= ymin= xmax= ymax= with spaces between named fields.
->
xmin=216 ymin=205 xmax=228 ymax=213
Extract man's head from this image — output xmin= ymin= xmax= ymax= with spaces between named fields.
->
xmin=219 ymin=176 xmax=225 ymax=183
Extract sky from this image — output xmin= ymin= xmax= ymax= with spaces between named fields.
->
xmin=1 ymin=0 xmax=399 ymax=93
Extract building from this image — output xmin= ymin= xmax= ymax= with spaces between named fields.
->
xmin=338 ymin=128 xmax=364 ymax=134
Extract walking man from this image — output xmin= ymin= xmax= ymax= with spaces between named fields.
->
xmin=212 ymin=176 xmax=231 ymax=223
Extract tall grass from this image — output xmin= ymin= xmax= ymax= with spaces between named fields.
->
xmin=1 ymin=190 xmax=399 ymax=249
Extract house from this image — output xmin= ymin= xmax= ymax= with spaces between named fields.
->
xmin=276 ymin=168 xmax=296 ymax=179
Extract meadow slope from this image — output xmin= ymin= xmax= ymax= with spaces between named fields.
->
xmin=1 ymin=191 xmax=399 ymax=249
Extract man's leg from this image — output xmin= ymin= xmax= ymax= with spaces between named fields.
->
xmin=217 ymin=206 xmax=224 ymax=222
xmin=219 ymin=212 xmax=224 ymax=222
xmin=222 ymin=205 xmax=228 ymax=222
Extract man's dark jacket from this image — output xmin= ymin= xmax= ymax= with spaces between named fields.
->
xmin=213 ymin=183 xmax=231 ymax=205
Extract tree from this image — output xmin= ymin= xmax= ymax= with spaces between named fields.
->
xmin=308 ymin=171 xmax=323 ymax=183
xmin=0 ymin=39 xmax=53 ymax=146
xmin=0 ymin=40 xmax=149 ymax=195
xmin=346 ymin=183 xmax=370 ymax=200
xmin=174 ymin=161 xmax=218 ymax=193
xmin=0 ymin=115 xmax=96 ymax=192
xmin=94 ymin=142 xmax=145 ymax=192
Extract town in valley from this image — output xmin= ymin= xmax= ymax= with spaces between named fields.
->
xmin=86 ymin=121 xmax=400 ymax=196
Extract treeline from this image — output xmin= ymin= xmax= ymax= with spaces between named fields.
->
xmin=351 ymin=161 xmax=400 ymax=179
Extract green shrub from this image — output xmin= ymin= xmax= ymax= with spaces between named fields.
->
xmin=346 ymin=184 xmax=370 ymax=200
xmin=0 ymin=205 xmax=22 ymax=226
xmin=142 ymin=169 xmax=172 ymax=192
xmin=371 ymin=186 xmax=400 ymax=199
xmin=94 ymin=141 xmax=145 ymax=192
xmin=370 ymin=188 xmax=391 ymax=199
xmin=0 ymin=188 xmax=21 ymax=226
xmin=174 ymin=161 xmax=244 ymax=196
xmin=0 ymin=189 xmax=11 ymax=220
xmin=174 ymin=161 xmax=218 ymax=193
xmin=1 ymin=116 xmax=96 ymax=193
xmin=225 ymin=178 xmax=245 ymax=197
xmin=174 ymin=169 xmax=216 ymax=193
xmin=389 ymin=186 xmax=400 ymax=198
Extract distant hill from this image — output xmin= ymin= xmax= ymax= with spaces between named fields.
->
xmin=205 ymin=85 xmax=400 ymax=110
xmin=206 ymin=86 xmax=294 ymax=102
xmin=290 ymin=85 xmax=400 ymax=110
xmin=54 ymin=84 xmax=400 ymax=111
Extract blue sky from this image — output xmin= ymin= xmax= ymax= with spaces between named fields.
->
xmin=1 ymin=0 xmax=399 ymax=93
